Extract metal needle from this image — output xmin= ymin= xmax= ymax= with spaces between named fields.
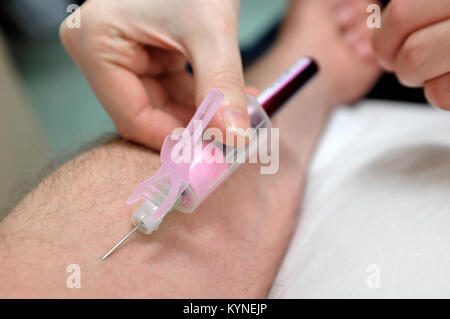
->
xmin=102 ymin=221 xmax=144 ymax=261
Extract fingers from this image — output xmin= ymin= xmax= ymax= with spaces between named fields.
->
xmin=372 ymin=0 xmax=450 ymax=110
xmin=394 ymin=19 xmax=450 ymax=87
xmin=61 ymin=0 xmax=249 ymax=149
xmin=424 ymin=73 xmax=450 ymax=110
xmin=187 ymin=16 xmax=250 ymax=135
xmin=60 ymin=2 xmax=191 ymax=150
xmin=373 ymin=0 xmax=450 ymax=70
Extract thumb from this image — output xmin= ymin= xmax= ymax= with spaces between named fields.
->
xmin=189 ymin=38 xmax=250 ymax=136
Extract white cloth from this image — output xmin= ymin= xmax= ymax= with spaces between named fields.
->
xmin=270 ymin=100 xmax=450 ymax=298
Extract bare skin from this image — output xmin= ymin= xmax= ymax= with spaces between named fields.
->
xmin=0 ymin=0 xmax=379 ymax=298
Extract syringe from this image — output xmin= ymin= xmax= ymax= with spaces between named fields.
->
xmin=102 ymin=57 xmax=318 ymax=260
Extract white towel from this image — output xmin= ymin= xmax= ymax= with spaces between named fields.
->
xmin=270 ymin=100 xmax=450 ymax=298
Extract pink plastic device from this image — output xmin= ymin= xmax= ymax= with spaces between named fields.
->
xmin=126 ymin=57 xmax=318 ymax=235
xmin=101 ymin=57 xmax=318 ymax=260
xmin=126 ymin=89 xmax=228 ymax=231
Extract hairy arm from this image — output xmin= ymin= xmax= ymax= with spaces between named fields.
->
xmin=0 ymin=54 xmax=331 ymax=298
xmin=0 ymin=120 xmax=325 ymax=298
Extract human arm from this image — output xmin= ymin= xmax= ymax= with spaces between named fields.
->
xmin=0 ymin=94 xmax=326 ymax=298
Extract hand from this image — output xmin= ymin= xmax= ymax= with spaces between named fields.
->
xmin=60 ymin=0 xmax=250 ymax=150
xmin=373 ymin=0 xmax=450 ymax=110
xmin=276 ymin=0 xmax=381 ymax=106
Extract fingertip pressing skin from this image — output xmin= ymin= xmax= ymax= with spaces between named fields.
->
xmin=424 ymin=73 xmax=450 ymax=111
xmin=373 ymin=0 xmax=450 ymax=71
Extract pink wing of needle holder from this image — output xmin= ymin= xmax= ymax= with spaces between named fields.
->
xmin=126 ymin=89 xmax=225 ymax=229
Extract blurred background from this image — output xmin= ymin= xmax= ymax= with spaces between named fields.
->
xmin=0 ymin=0 xmax=426 ymax=214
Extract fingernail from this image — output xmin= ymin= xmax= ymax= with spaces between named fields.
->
xmin=223 ymin=109 xmax=250 ymax=132
xmin=377 ymin=56 xmax=393 ymax=71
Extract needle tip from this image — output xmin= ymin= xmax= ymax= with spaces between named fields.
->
xmin=101 ymin=221 xmax=143 ymax=261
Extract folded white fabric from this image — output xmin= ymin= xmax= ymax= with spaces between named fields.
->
xmin=270 ymin=100 xmax=450 ymax=298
